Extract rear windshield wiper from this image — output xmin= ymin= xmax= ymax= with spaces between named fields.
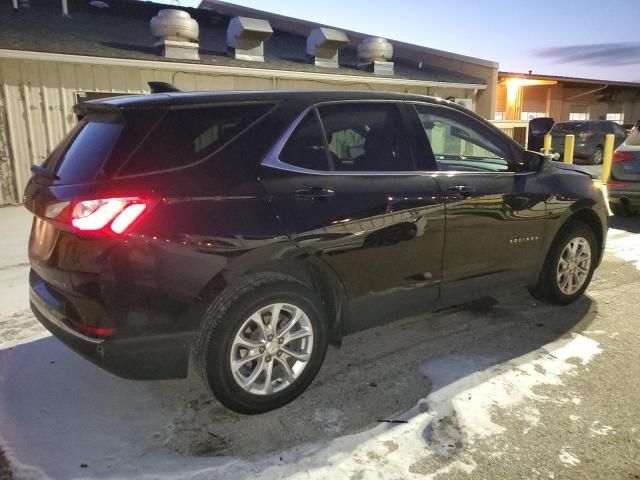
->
xmin=30 ymin=164 xmax=59 ymax=180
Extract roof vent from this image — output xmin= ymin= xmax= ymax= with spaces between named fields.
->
xmin=227 ymin=17 xmax=273 ymax=62
xmin=357 ymin=37 xmax=394 ymax=76
xmin=150 ymin=9 xmax=200 ymax=61
xmin=306 ymin=28 xmax=349 ymax=68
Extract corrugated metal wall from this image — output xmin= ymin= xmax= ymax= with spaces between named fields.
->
xmin=0 ymin=57 xmax=470 ymax=205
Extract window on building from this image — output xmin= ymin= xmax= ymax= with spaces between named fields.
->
xmin=569 ymin=112 xmax=589 ymax=121
xmin=494 ymin=112 xmax=504 ymax=120
xmin=606 ymin=113 xmax=624 ymax=123
xmin=520 ymin=112 xmax=546 ymax=121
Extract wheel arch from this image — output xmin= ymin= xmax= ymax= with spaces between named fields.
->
xmin=531 ymin=204 xmax=606 ymax=287
xmin=198 ymin=255 xmax=348 ymax=347
xmin=567 ymin=208 xmax=605 ymax=264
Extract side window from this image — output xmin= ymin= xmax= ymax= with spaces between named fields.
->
xmin=317 ymin=103 xmax=413 ymax=172
xmin=415 ymin=105 xmax=511 ymax=172
xmin=613 ymin=123 xmax=627 ymax=136
xmin=118 ymin=103 xmax=274 ymax=176
xmin=279 ymin=112 xmax=331 ymax=171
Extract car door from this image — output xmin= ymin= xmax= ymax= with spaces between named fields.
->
xmin=260 ymin=101 xmax=445 ymax=332
xmin=409 ymin=103 xmax=548 ymax=305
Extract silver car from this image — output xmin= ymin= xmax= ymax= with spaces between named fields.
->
xmin=609 ymin=128 xmax=640 ymax=216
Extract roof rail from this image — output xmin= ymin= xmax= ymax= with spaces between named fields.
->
xmin=148 ymin=81 xmax=182 ymax=93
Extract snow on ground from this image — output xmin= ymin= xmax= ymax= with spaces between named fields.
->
xmin=0 ymin=206 xmax=638 ymax=480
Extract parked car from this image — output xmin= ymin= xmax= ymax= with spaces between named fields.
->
xmin=622 ymin=123 xmax=635 ymax=135
xmin=550 ymin=120 xmax=627 ymax=164
xmin=609 ymin=128 xmax=640 ymax=216
xmin=24 ymin=90 xmax=608 ymax=414
xmin=528 ymin=117 xmax=555 ymax=153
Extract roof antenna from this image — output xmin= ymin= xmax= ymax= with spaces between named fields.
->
xmin=148 ymin=81 xmax=182 ymax=93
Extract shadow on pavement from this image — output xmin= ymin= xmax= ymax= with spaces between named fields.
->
xmin=610 ymin=214 xmax=640 ymax=233
xmin=162 ymin=290 xmax=595 ymax=457
xmin=0 ymin=289 xmax=596 ymax=477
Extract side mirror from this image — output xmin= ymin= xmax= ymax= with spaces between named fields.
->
xmin=523 ymin=151 xmax=545 ymax=171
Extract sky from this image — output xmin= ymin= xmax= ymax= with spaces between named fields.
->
xmin=152 ymin=0 xmax=640 ymax=82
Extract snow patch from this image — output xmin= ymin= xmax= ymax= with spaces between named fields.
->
xmin=420 ymin=334 xmax=600 ymax=446
xmin=590 ymin=421 xmax=614 ymax=436
xmin=559 ymin=448 xmax=580 ymax=466
xmin=606 ymin=229 xmax=640 ymax=270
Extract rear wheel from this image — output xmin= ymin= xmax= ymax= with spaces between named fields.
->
xmin=590 ymin=146 xmax=603 ymax=165
xmin=193 ymin=273 xmax=328 ymax=414
xmin=530 ymin=220 xmax=597 ymax=305
xmin=610 ymin=202 xmax=635 ymax=217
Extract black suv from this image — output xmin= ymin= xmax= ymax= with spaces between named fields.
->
xmin=25 ymin=91 xmax=608 ymax=414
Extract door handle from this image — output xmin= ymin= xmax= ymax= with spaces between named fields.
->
xmin=447 ymin=185 xmax=476 ymax=197
xmin=294 ymin=186 xmax=335 ymax=201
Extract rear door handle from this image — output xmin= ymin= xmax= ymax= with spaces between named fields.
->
xmin=294 ymin=186 xmax=335 ymax=201
xmin=447 ymin=185 xmax=476 ymax=197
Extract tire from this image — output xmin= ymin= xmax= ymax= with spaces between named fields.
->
xmin=192 ymin=272 xmax=328 ymax=414
xmin=590 ymin=146 xmax=603 ymax=165
xmin=529 ymin=220 xmax=598 ymax=305
xmin=610 ymin=202 xmax=634 ymax=217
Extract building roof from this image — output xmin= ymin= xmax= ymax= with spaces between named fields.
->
xmin=200 ymin=0 xmax=498 ymax=70
xmin=0 ymin=0 xmax=487 ymax=87
xmin=499 ymin=71 xmax=640 ymax=89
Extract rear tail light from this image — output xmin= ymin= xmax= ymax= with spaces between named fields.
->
xmin=607 ymin=182 xmax=626 ymax=187
xmin=68 ymin=318 xmax=115 ymax=338
xmin=613 ymin=151 xmax=634 ymax=163
xmin=71 ymin=197 xmax=155 ymax=236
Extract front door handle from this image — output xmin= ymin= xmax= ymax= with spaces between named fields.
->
xmin=447 ymin=185 xmax=476 ymax=197
xmin=294 ymin=186 xmax=335 ymax=201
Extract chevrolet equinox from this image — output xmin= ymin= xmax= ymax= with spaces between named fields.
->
xmin=24 ymin=91 xmax=608 ymax=414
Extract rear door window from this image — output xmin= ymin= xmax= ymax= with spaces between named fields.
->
xmin=317 ymin=103 xmax=413 ymax=172
xmin=118 ymin=103 xmax=274 ymax=176
xmin=279 ymin=112 xmax=332 ymax=171
xmin=278 ymin=103 xmax=415 ymax=172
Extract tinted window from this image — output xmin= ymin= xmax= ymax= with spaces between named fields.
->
xmin=118 ymin=103 xmax=274 ymax=175
xmin=416 ymin=105 xmax=510 ymax=172
xmin=317 ymin=103 xmax=413 ymax=171
xmin=613 ymin=123 xmax=627 ymax=136
xmin=279 ymin=112 xmax=331 ymax=171
xmin=54 ymin=114 xmax=123 ymax=184
xmin=551 ymin=122 xmax=602 ymax=134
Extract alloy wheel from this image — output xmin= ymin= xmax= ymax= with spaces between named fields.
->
xmin=556 ymin=236 xmax=592 ymax=295
xmin=229 ymin=303 xmax=314 ymax=395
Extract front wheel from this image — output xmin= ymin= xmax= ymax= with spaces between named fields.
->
xmin=590 ymin=146 xmax=603 ymax=165
xmin=530 ymin=220 xmax=598 ymax=305
xmin=193 ymin=273 xmax=328 ymax=414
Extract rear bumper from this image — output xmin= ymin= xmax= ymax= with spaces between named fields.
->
xmin=30 ymin=274 xmax=194 ymax=380
xmin=608 ymin=184 xmax=640 ymax=206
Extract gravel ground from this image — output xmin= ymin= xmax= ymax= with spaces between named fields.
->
xmin=0 ymin=208 xmax=639 ymax=479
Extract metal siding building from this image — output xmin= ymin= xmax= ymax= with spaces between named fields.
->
xmin=0 ymin=0 xmax=498 ymax=205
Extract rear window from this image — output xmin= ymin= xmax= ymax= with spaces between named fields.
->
xmin=48 ymin=103 xmax=274 ymax=183
xmin=53 ymin=114 xmax=123 ymax=184
xmin=118 ymin=103 xmax=274 ymax=176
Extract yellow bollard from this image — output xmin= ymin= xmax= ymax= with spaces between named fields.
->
xmin=564 ymin=135 xmax=575 ymax=164
xmin=601 ymin=134 xmax=615 ymax=184
xmin=543 ymin=134 xmax=552 ymax=155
